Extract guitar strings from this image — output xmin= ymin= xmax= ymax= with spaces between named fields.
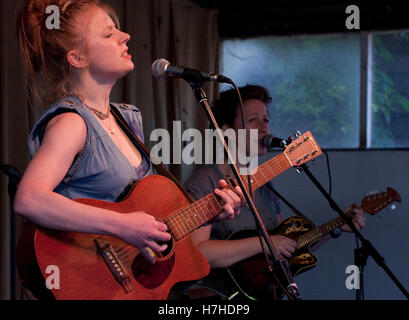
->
xmin=166 ymin=155 xmax=288 ymax=236
xmin=164 ymin=155 xmax=291 ymax=240
xmin=166 ymin=155 xmax=290 ymax=239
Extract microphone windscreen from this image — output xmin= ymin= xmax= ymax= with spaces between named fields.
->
xmin=262 ymin=135 xmax=286 ymax=149
xmin=151 ymin=58 xmax=170 ymax=78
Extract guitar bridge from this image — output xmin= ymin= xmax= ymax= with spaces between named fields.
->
xmin=94 ymin=237 xmax=135 ymax=294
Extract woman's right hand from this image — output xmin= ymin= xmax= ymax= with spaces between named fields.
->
xmin=116 ymin=212 xmax=172 ymax=264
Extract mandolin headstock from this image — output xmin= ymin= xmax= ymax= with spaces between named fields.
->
xmin=361 ymin=187 xmax=401 ymax=215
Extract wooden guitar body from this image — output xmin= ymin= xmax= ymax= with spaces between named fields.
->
xmin=18 ymin=175 xmax=210 ymax=300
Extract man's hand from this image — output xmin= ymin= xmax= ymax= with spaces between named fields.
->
xmin=340 ymin=203 xmax=366 ymax=232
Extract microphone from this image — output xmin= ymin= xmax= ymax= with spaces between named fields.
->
xmin=262 ymin=134 xmax=288 ymax=150
xmin=151 ymin=58 xmax=232 ymax=84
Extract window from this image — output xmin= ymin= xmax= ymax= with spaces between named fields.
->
xmin=369 ymin=32 xmax=409 ymax=148
xmin=221 ymin=31 xmax=409 ymax=149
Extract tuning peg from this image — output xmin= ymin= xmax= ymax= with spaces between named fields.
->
xmin=296 ymin=166 xmax=305 ymax=173
xmin=365 ymin=190 xmax=379 ymax=197
xmin=312 ymin=159 xmax=317 ymax=166
xmin=294 ymin=131 xmax=301 ymax=138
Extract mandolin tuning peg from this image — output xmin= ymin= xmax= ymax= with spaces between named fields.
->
xmin=311 ymin=159 xmax=317 ymax=166
xmin=365 ymin=190 xmax=378 ymax=197
xmin=294 ymin=130 xmax=301 ymax=138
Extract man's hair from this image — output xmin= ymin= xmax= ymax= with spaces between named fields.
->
xmin=211 ymin=85 xmax=272 ymax=128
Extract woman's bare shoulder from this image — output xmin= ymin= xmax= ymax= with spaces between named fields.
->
xmin=42 ymin=112 xmax=87 ymax=154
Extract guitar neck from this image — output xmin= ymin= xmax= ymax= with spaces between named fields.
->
xmin=296 ymin=214 xmax=350 ymax=249
xmin=242 ymin=153 xmax=292 ymax=193
xmin=167 ymin=153 xmax=292 ymax=241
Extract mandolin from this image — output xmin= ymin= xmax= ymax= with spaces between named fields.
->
xmin=16 ymin=131 xmax=322 ymax=300
xmin=226 ymin=187 xmax=401 ymax=300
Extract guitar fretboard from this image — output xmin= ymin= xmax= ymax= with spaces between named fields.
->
xmin=166 ymin=153 xmax=292 ymax=241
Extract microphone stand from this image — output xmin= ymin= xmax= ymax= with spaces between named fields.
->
xmin=298 ymin=163 xmax=409 ymax=300
xmin=354 ymin=238 xmax=367 ymax=300
xmin=187 ymin=81 xmax=302 ymax=300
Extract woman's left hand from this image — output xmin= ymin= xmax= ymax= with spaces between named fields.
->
xmin=208 ymin=179 xmax=246 ymax=224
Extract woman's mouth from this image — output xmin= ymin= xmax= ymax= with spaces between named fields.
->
xmin=121 ymin=50 xmax=132 ymax=59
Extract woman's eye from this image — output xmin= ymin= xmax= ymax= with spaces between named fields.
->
xmin=106 ymin=33 xmax=112 ymax=38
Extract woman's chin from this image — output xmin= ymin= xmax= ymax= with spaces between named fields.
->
xmin=116 ymin=64 xmax=134 ymax=78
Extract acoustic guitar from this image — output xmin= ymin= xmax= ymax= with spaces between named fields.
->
xmin=16 ymin=131 xmax=322 ymax=300
xmin=226 ymin=187 xmax=401 ymax=300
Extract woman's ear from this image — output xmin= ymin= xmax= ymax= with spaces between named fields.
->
xmin=67 ymin=49 xmax=88 ymax=69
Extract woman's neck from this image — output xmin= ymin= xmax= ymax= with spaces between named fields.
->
xmin=74 ymin=73 xmax=116 ymax=113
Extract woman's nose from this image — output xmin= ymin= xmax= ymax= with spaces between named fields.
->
xmin=259 ymin=120 xmax=269 ymax=133
xmin=121 ymin=31 xmax=131 ymax=44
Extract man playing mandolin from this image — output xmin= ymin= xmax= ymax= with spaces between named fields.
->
xmin=185 ymin=85 xmax=366 ymax=300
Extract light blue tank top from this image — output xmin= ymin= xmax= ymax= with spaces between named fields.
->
xmin=27 ymin=95 xmax=154 ymax=202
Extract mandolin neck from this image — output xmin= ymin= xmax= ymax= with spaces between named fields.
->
xmin=296 ymin=214 xmax=352 ymax=249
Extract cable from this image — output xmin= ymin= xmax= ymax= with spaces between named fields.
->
xmin=322 ymin=149 xmax=332 ymax=197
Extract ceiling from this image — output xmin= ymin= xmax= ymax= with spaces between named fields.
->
xmin=190 ymin=1 xmax=409 ymax=38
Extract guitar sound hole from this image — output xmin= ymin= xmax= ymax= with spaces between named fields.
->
xmin=131 ymin=250 xmax=176 ymax=289
xmin=157 ymin=238 xmax=173 ymax=258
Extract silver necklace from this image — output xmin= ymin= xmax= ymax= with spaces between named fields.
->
xmin=84 ymin=103 xmax=116 ymax=135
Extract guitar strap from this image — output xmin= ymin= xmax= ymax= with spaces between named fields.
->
xmin=110 ymin=104 xmax=194 ymax=204
xmin=265 ymin=182 xmax=309 ymax=219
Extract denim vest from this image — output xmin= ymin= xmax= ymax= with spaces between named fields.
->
xmin=27 ymin=95 xmax=153 ymax=201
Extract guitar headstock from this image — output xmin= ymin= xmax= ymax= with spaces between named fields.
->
xmin=283 ymin=131 xmax=322 ymax=167
xmin=361 ymin=187 xmax=402 ymax=215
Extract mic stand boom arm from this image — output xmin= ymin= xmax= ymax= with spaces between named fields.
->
xmin=299 ymin=164 xmax=409 ymax=299
xmin=188 ymin=83 xmax=301 ymax=300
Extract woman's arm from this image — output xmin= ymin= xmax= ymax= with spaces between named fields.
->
xmin=192 ymin=223 xmax=297 ymax=268
xmin=14 ymin=113 xmax=171 ymax=263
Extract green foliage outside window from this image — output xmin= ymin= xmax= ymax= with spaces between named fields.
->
xmin=371 ymin=33 xmax=409 ymax=148
xmin=222 ymin=34 xmax=360 ymax=149
xmin=222 ymin=32 xmax=409 ymax=149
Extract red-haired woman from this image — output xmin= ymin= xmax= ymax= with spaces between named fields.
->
xmin=14 ymin=0 xmax=244 ymax=295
